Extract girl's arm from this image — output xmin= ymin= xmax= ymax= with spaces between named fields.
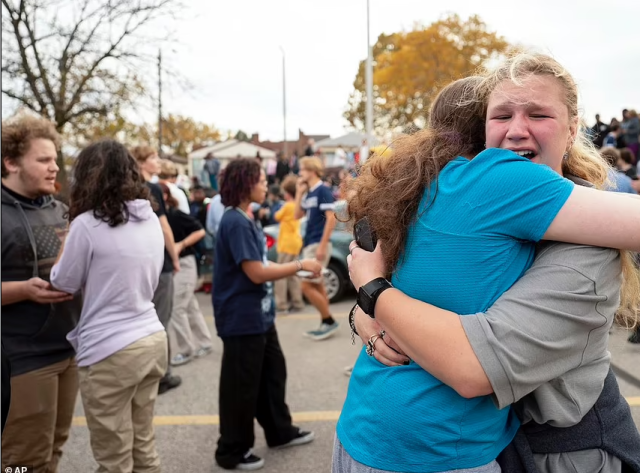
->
xmin=175 ymin=229 xmax=206 ymax=255
xmin=241 ymin=258 xmax=321 ymax=284
xmin=348 ymin=241 xmax=622 ymax=402
xmin=544 ymin=186 xmax=640 ymax=251
xmin=50 ymin=220 xmax=92 ymax=294
xmin=348 ymin=244 xmax=489 ymax=399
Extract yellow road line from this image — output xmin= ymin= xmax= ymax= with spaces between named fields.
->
xmin=72 ymin=411 xmax=342 ymax=427
xmin=73 ymin=400 xmax=640 ymax=427
xmin=627 ymin=396 xmax=640 ymax=407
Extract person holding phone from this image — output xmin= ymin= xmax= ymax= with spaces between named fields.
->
xmin=1 ymin=114 xmax=81 ymax=472
xmin=336 ymin=54 xmax=640 ymax=473
xmin=213 ymin=158 xmax=321 ymax=471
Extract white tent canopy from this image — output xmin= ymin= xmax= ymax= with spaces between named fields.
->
xmin=316 ymin=132 xmax=379 ymax=150
xmin=188 ymin=140 xmax=277 ymax=183
xmin=189 ymin=140 xmax=276 ymax=160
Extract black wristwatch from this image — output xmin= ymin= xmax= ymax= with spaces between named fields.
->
xmin=357 ymin=277 xmax=393 ymax=318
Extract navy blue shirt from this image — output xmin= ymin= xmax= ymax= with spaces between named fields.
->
xmin=302 ymin=182 xmax=335 ymax=247
xmin=213 ymin=208 xmax=275 ymax=338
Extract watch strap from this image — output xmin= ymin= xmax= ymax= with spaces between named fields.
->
xmin=359 ymin=277 xmax=393 ymax=317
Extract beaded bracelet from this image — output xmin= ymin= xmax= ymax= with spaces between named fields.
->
xmin=348 ymin=303 xmax=359 ymax=345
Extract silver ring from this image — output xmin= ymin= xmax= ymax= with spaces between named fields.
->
xmin=366 ymin=334 xmax=381 ymax=356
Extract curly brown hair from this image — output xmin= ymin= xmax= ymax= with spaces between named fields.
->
xmin=69 ymin=139 xmax=150 ymax=227
xmin=2 ymin=113 xmax=61 ymax=178
xmin=219 ymin=158 xmax=261 ymax=207
xmin=346 ymin=76 xmax=485 ymax=274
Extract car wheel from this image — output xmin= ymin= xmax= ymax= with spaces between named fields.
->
xmin=325 ymin=260 xmax=346 ymax=303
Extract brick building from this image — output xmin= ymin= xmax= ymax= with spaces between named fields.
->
xmin=250 ymin=129 xmax=330 ymax=157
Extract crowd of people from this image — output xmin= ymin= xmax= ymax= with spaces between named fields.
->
xmin=590 ymin=110 xmax=639 ymax=194
xmin=1 ymin=51 xmax=640 ymax=473
xmin=0 ymin=116 xmax=343 ymax=471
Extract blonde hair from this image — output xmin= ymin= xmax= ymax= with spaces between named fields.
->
xmin=159 ymin=159 xmax=177 ymax=179
xmin=299 ymin=157 xmax=324 ymax=178
xmin=480 ymin=52 xmax=638 ymax=329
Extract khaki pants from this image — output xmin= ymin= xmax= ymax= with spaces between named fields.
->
xmin=302 ymin=243 xmax=332 ymax=284
xmin=79 ymin=331 xmax=167 ymax=473
xmin=274 ymin=253 xmax=305 ymax=311
xmin=2 ymin=356 xmax=78 ymax=473
xmin=168 ymin=255 xmax=213 ymax=356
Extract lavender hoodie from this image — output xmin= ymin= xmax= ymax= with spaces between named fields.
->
xmin=50 ymin=199 xmax=165 ymax=367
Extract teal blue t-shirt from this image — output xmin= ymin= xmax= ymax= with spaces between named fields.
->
xmin=337 ymin=148 xmax=575 ymax=472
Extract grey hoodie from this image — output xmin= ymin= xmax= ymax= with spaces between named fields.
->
xmin=1 ymin=186 xmax=81 ymax=376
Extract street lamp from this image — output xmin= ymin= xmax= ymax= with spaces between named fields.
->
xmin=279 ymin=46 xmax=288 ymax=158
xmin=158 ymin=49 xmax=163 ymax=155
xmin=365 ymin=0 xmax=373 ymax=149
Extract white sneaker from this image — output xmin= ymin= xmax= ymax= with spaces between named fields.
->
xmin=195 ymin=346 xmax=213 ymax=358
xmin=170 ymin=353 xmax=192 ymax=366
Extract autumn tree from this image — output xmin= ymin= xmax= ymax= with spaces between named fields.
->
xmin=159 ymin=114 xmax=221 ymax=156
xmin=1 ymin=0 xmax=181 ymax=186
xmin=70 ymin=112 xmax=221 ymax=156
xmin=344 ymin=14 xmax=509 ymax=133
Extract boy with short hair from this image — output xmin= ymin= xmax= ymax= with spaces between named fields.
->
xmin=274 ymin=176 xmax=305 ymax=313
xmin=294 ymin=157 xmax=338 ymax=340
xmin=1 ymin=114 xmax=82 ymax=470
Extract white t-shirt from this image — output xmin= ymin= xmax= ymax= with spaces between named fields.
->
xmin=167 ymin=182 xmax=190 ymax=214
xmin=359 ymin=145 xmax=369 ymax=164
xmin=334 ymin=148 xmax=347 ymax=167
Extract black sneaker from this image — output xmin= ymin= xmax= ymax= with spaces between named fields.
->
xmin=158 ymin=374 xmax=182 ymax=395
xmin=271 ymin=430 xmax=315 ymax=450
xmin=235 ymin=450 xmax=264 ymax=471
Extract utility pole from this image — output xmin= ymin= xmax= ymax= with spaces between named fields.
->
xmin=365 ymin=0 xmax=373 ymax=148
xmin=158 ymin=49 xmax=163 ymax=155
xmin=280 ymin=46 xmax=287 ymax=158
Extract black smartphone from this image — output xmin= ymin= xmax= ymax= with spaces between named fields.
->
xmin=354 ymin=217 xmax=377 ymax=252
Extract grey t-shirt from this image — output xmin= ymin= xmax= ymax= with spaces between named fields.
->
xmin=461 ymin=239 xmax=623 ymax=472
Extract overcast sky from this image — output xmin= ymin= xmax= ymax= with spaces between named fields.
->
xmin=156 ymin=0 xmax=638 ymax=141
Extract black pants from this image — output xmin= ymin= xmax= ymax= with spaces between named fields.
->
xmin=215 ymin=326 xmax=298 ymax=469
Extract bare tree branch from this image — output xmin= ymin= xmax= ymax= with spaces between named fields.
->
xmin=2 ymin=0 xmax=49 ymax=113
xmin=21 ymin=2 xmax=58 ymax=110
xmin=2 ymin=0 xmax=184 ymax=190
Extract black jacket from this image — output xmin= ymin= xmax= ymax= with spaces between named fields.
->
xmin=1 ymin=187 xmax=81 ymax=376
xmin=498 ymin=368 xmax=640 ymax=472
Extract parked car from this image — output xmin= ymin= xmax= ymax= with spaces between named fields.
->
xmin=263 ymin=201 xmax=352 ymax=303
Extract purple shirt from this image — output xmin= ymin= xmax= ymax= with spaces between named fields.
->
xmin=50 ymin=200 xmax=165 ymax=367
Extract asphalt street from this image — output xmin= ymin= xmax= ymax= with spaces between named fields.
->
xmin=59 ymin=294 xmax=640 ymax=473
